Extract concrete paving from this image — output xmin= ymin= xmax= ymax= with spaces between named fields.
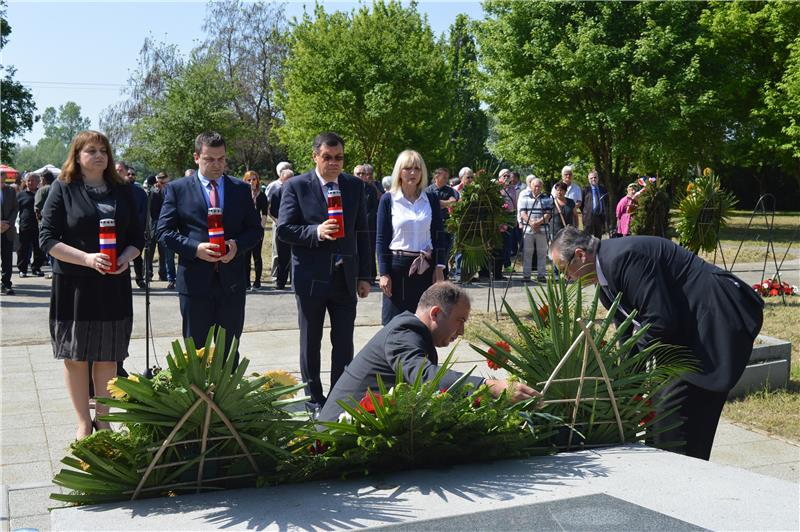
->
xmin=2 ymin=263 xmax=798 ymax=531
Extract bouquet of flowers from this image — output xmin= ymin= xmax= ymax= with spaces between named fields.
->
xmin=676 ymin=168 xmax=737 ymax=254
xmin=473 ymin=278 xmax=695 ymax=448
xmin=752 ymin=278 xmax=797 ymax=297
xmin=302 ymin=353 xmax=562 ymax=480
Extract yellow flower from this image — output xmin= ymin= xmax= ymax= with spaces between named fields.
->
xmin=262 ymin=370 xmax=299 ymax=400
xmin=686 ymin=182 xmax=695 ymax=193
xmin=185 ymin=346 xmax=214 ymax=366
xmin=703 ymin=167 xmax=712 ymax=177
xmin=79 ymin=460 xmax=91 ymax=472
xmin=127 ymin=374 xmax=140 ymax=383
xmin=107 ymin=377 xmax=127 ymax=400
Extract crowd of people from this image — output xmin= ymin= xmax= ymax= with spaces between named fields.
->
xmin=1 ymin=129 xmax=763 ymax=461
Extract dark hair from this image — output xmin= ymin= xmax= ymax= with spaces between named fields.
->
xmin=195 ymin=131 xmax=226 ymax=154
xmin=156 ymin=171 xmax=168 ymax=179
xmin=312 ymin=132 xmax=344 ymax=154
xmin=417 ymin=282 xmax=470 ymax=314
xmin=550 ymin=226 xmax=600 ymax=259
xmin=145 ymin=175 xmax=157 ymax=187
xmin=434 ymin=167 xmax=449 ymax=176
xmin=41 ymin=169 xmax=55 ymax=185
xmin=554 ymin=181 xmax=568 ymax=192
xmin=60 ymin=130 xmax=123 ymax=186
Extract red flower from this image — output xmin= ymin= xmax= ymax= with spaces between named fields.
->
xmin=307 ymin=439 xmax=330 ymax=455
xmin=359 ymin=390 xmax=384 ymax=414
xmin=769 ymin=288 xmax=779 ymax=297
xmin=639 ymin=411 xmax=657 ymax=426
xmin=633 ymin=394 xmax=655 ymax=426
xmin=486 ymin=341 xmax=510 ymax=370
xmin=473 ymin=395 xmax=482 ymax=408
xmin=538 ymin=304 xmax=549 ymax=324
xmin=784 ymin=286 xmax=792 ymax=295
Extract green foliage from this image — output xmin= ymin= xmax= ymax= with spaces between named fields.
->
xmin=42 ymin=102 xmax=92 ymax=148
xmin=51 ymin=328 xmax=305 ymax=505
xmin=127 ymin=54 xmax=240 ymax=175
xmin=304 ymin=354 xmax=559 ymax=479
xmin=0 ymin=3 xmax=37 ymax=161
xmin=446 ymin=168 xmax=515 ymax=278
xmin=676 ymin=170 xmax=738 ymax=254
xmin=279 ymin=1 xmax=451 ymax=175
xmin=12 ymin=137 xmax=67 ymax=171
xmin=629 ymin=179 xmax=672 ymax=238
xmin=473 ymin=278 xmax=696 ymax=447
xmin=476 ymin=0 xmax=712 ymax=202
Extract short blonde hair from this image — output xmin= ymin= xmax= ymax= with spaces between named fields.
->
xmin=390 ymin=149 xmax=428 ymax=195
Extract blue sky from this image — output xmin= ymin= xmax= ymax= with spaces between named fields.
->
xmin=5 ymin=0 xmax=485 ymax=146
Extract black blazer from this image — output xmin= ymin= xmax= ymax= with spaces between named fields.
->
xmin=596 ymin=236 xmax=764 ymax=392
xmin=318 ymin=311 xmax=484 ymax=422
xmin=375 ymin=190 xmax=446 ymax=276
xmin=276 ymin=170 xmax=371 ymax=298
xmin=39 ymin=179 xmax=144 ymax=277
xmin=581 ymin=184 xmax=609 ymax=226
xmin=155 ymin=174 xmax=263 ymax=296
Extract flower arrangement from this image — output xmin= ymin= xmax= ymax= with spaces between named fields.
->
xmin=752 ymin=278 xmax=797 ymax=297
xmin=676 ymin=168 xmax=737 ymax=254
xmin=473 ymin=277 xmax=695 ymax=447
xmin=446 ymin=169 xmax=515 ymax=279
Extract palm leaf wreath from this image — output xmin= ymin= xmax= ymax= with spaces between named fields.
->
xmin=676 ymin=168 xmax=737 ymax=254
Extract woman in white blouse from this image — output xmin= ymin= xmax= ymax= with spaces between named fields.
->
xmin=376 ymin=150 xmax=446 ymax=325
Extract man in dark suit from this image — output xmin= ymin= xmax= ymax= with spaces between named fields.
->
xmin=355 ymin=164 xmax=380 ymax=281
xmin=119 ymin=163 xmax=148 ymax=288
xmin=549 ymin=227 xmax=764 ymax=460
xmin=156 ymin=132 xmax=262 ymax=363
xmin=267 ymin=167 xmax=293 ymax=290
xmin=277 ymin=132 xmax=372 ymax=410
xmin=318 ymin=282 xmax=539 ymax=422
xmin=0 ymin=182 xmax=18 ymax=295
xmin=581 ymin=170 xmax=608 ymax=238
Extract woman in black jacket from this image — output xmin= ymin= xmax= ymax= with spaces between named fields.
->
xmin=39 ymin=131 xmax=143 ymax=440
xmin=376 ymin=150 xmax=445 ymax=325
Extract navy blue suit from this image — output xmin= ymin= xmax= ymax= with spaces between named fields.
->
xmin=277 ymin=170 xmax=371 ymax=404
xmin=156 ymin=174 xmax=262 ymax=360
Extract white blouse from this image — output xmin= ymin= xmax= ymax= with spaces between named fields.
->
xmin=389 ymin=190 xmax=433 ymax=252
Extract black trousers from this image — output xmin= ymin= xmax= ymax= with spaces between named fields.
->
xmin=650 ymin=379 xmax=728 ymax=460
xmin=274 ymin=237 xmax=291 ymax=287
xmin=246 ymin=237 xmax=264 ymax=287
xmin=1 ymin=233 xmax=14 ymax=288
xmin=381 ymin=253 xmax=434 ymax=325
xmin=295 ymin=268 xmax=356 ymax=405
xmin=179 ymin=273 xmax=245 ymax=367
xmin=132 ymin=256 xmax=144 ymax=282
xmin=17 ymin=226 xmax=45 ymax=273
xmin=585 ymin=213 xmax=606 ymax=239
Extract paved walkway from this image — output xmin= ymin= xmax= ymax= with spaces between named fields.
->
xmin=1 ymin=265 xmax=798 ymax=531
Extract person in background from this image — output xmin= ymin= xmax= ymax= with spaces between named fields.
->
xmin=184 ymin=169 xmax=196 ymax=179
xmin=39 ymin=130 xmax=143 ymax=440
xmin=425 ymin=167 xmax=458 ymax=278
xmin=498 ymin=169 xmax=517 ymax=271
xmin=355 ymin=164 xmax=380 ymax=281
xmin=581 ymin=170 xmax=608 ymax=239
xmin=35 ymin=169 xmax=56 ymax=277
xmin=268 ymin=161 xmax=292 ymax=283
xmin=615 ymin=183 xmax=643 ymax=237
xmin=452 ymin=167 xmax=474 ymax=282
xmin=381 ymin=175 xmax=392 ymax=194
xmin=145 ymin=172 xmax=176 ymax=289
xmin=243 ymin=170 xmax=269 ymax=291
xmin=376 ymin=150 xmax=445 ymax=325
xmin=551 ymin=181 xmax=579 ymax=235
xmin=517 ymin=176 xmax=551 ymax=283
xmin=1 ymin=180 xmax=18 ymax=295
xmin=119 ymin=163 xmax=148 ymax=288
xmin=16 ymin=172 xmax=46 ymax=278
xmin=267 ymin=168 xmax=294 ymax=290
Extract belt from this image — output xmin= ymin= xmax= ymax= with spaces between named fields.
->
xmin=391 ymin=250 xmax=421 ymax=257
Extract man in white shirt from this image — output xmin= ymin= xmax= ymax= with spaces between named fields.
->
xmin=552 ymin=165 xmax=583 ymax=210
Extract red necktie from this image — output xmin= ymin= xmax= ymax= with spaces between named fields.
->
xmin=209 ymin=180 xmax=220 ymax=208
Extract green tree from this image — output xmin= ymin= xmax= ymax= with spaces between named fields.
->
xmin=41 ymin=102 xmax=92 ymax=147
xmin=12 ymin=137 xmax=67 ymax=171
xmin=1 ymin=2 xmax=37 ymax=161
xmin=443 ymin=14 xmax=489 ymax=170
xmin=476 ymin=0 xmax=709 ymax=203
xmin=127 ymin=54 xmax=240 ymax=175
xmin=279 ymin=1 xmax=451 ymax=175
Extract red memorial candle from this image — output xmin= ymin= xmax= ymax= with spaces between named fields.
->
xmin=98 ymin=218 xmax=117 ymax=272
xmin=326 ymin=188 xmax=345 ymax=239
xmin=207 ymin=208 xmax=226 ymax=252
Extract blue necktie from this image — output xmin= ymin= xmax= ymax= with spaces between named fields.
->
xmin=593 ymin=187 xmax=602 ymax=214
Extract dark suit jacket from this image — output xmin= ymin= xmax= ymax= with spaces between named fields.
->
xmin=581 ymin=184 xmax=609 ymax=227
xmin=254 ymin=190 xmax=269 ymax=220
xmin=1 ymin=184 xmax=18 ymax=240
xmin=596 ymin=236 xmax=764 ymax=392
xmin=39 ymin=179 xmax=144 ymax=276
xmin=375 ymin=190 xmax=446 ymax=276
xmin=364 ymin=180 xmax=380 ymax=230
xmin=156 ymin=174 xmax=262 ymax=296
xmin=276 ymin=170 xmax=371 ymax=298
xmin=318 ymin=311 xmax=485 ymax=422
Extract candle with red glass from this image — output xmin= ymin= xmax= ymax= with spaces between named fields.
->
xmin=207 ymin=208 xmax=226 ymax=252
xmin=98 ymin=218 xmax=117 ymax=272
xmin=326 ymin=188 xmax=345 ymax=239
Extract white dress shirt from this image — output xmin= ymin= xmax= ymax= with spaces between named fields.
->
xmin=389 ymin=190 xmax=433 ymax=253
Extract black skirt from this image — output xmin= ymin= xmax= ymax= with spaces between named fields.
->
xmin=50 ymin=272 xmax=133 ymax=362
xmin=381 ymin=254 xmax=435 ymax=325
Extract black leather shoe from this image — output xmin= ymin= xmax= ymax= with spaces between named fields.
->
xmin=18 ymin=271 xmax=27 ymax=278
xmin=5 ymin=287 xmax=15 ymax=295
xmin=32 ymin=270 xmax=44 ymax=277
xmin=135 ymin=280 xmax=146 ymax=289
xmin=166 ymin=281 xmax=176 ymax=290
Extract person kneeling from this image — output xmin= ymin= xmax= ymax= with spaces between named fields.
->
xmin=318 ymin=282 xmax=538 ymax=422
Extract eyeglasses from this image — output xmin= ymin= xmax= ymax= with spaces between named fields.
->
xmin=319 ymin=154 xmax=344 ymax=162
xmin=127 ymin=173 xmax=135 ymax=177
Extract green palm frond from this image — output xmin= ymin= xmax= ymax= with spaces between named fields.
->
xmin=676 ymin=171 xmax=737 ymax=253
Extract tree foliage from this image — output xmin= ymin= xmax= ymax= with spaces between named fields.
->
xmin=476 ymin=0 xmax=710 ymax=204
xmin=279 ymin=1 xmax=451 ymax=175
xmin=11 ymin=101 xmax=90 ymax=170
xmin=127 ymin=55 xmax=240 ymax=175
xmin=201 ymin=0 xmax=290 ymax=176
xmin=1 ymin=2 xmax=37 ymax=161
